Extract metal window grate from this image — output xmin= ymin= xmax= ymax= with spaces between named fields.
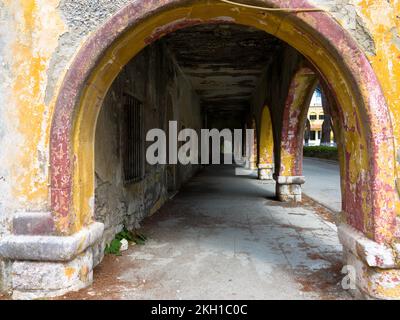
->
xmin=122 ymin=93 xmax=144 ymax=183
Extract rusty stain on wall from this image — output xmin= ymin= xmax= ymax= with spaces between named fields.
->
xmin=0 ymin=0 xmax=400 ymax=300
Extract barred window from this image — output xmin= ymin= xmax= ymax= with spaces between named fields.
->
xmin=122 ymin=93 xmax=144 ymax=183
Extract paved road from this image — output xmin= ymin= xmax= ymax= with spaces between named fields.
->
xmin=302 ymin=158 xmax=341 ymax=213
xmin=59 ymin=165 xmax=349 ymax=300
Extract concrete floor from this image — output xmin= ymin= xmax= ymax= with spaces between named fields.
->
xmin=60 ymin=164 xmax=350 ymax=300
xmin=303 ymin=158 xmax=341 ymax=212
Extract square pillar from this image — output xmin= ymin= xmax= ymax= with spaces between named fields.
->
xmin=274 ymin=175 xmax=305 ymax=202
xmin=338 ymin=223 xmax=400 ymax=299
xmin=0 ymin=212 xmax=105 ymax=299
xmin=258 ymin=163 xmax=274 ymax=180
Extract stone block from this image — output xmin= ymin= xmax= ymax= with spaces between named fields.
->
xmin=13 ymin=211 xmax=55 ymax=235
xmin=258 ymin=163 xmax=274 ymax=180
xmin=343 ymin=247 xmax=400 ymax=300
xmin=339 ymin=223 xmax=400 ymax=299
xmin=275 ymin=176 xmax=305 ymax=202
xmin=11 ymin=249 xmax=93 ymax=300
xmin=275 ymin=175 xmax=306 ymax=185
xmin=0 ymin=222 xmax=104 ymax=262
xmin=276 ymin=184 xmax=302 ymax=202
xmin=338 ymin=223 xmax=397 ymax=268
xmin=0 ymin=259 xmax=11 ymax=294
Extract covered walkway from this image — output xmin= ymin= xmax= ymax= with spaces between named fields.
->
xmin=2 ymin=0 xmax=397 ymax=300
xmin=59 ymin=164 xmax=349 ymax=300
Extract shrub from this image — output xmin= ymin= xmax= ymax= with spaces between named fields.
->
xmin=303 ymin=145 xmax=338 ymax=161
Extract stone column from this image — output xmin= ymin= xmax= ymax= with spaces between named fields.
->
xmin=0 ymin=212 xmax=104 ymax=299
xmin=258 ymin=163 xmax=274 ymax=180
xmin=274 ymin=175 xmax=305 ymax=202
xmin=275 ymin=68 xmax=316 ymax=203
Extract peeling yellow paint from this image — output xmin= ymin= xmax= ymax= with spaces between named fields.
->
xmin=4 ymin=0 xmax=398 ymax=237
xmin=64 ymin=266 xmax=75 ymax=279
xmin=1 ymin=0 xmax=398 ymax=301
xmin=79 ymin=265 xmax=89 ymax=282
xmin=69 ymin=1 xmax=387 ymax=233
xmin=355 ymin=0 xmax=400 ymax=216
xmin=5 ymin=0 xmax=66 ymax=208
xmin=371 ymin=268 xmax=400 ymax=299
xmin=259 ymin=106 xmax=274 ymax=165
xmin=280 ymin=71 xmax=317 ymax=177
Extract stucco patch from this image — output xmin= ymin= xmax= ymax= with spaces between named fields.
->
xmin=45 ymin=0 xmax=133 ymax=103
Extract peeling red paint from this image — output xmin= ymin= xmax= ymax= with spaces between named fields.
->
xmin=145 ymin=18 xmax=204 ymax=44
xmin=343 ymin=150 xmax=366 ymax=232
xmin=145 ymin=16 xmax=237 ymax=44
xmin=49 ymin=0 xmax=397 ymax=243
xmin=279 ymin=67 xmax=315 ymax=177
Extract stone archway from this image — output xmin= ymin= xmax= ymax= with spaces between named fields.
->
xmin=274 ymin=67 xmax=317 ymax=202
xmin=43 ymin=0 xmax=397 ymax=298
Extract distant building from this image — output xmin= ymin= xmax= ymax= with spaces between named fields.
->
xmin=305 ymin=90 xmax=335 ymax=146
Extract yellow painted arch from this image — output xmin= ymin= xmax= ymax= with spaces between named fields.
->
xmin=50 ymin=0 xmax=395 ymax=242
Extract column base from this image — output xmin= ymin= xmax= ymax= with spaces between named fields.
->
xmin=0 ymin=220 xmax=104 ymax=299
xmin=245 ymin=160 xmax=258 ymax=170
xmin=338 ymin=223 xmax=400 ymax=300
xmin=10 ymin=248 xmax=94 ymax=300
xmin=258 ymin=164 xmax=274 ymax=180
xmin=274 ymin=175 xmax=305 ymax=202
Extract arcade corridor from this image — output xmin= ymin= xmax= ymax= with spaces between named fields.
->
xmin=1 ymin=0 xmax=398 ymax=300
xmin=59 ymin=164 xmax=349 ymax=300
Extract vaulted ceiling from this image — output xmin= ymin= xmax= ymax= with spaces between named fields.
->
xmin=164 ymin=23 xmax=285 ymax=116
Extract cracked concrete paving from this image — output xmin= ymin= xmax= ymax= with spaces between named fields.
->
xmin=59 ymin=165 xmax=351 ymax=300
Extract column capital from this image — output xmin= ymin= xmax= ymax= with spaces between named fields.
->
xmin=274 ymin=175 xmax=306 ymax=185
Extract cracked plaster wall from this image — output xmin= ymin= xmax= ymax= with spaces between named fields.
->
xmin=94 ymin=42 xmax=201 ymax=252
xmin=0 ymin=0 xmax=399 ymax=292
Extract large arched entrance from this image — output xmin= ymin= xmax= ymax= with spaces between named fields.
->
xmin=45 ymin=0 xmax=397 ymax=299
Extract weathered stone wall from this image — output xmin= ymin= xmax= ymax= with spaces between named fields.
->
xmin=94 ymin=42 xmax=201 ymax=255
xmin=0 ymin=0 xmax=397 ymax=234
xmin=0 ymin=0 xmax=399 ymax=298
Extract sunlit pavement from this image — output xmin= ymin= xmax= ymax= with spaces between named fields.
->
xmin=59 ymin=164 xmax=350 ymax=300
xmin=303 ymin=158 xmax=341 ymax=212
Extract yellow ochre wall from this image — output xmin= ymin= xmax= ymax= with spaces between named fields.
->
xmin=0 ymin=0 xmax=399 ymax=234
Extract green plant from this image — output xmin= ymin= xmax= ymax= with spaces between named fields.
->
xmin=104 ymin=238 xmax=123 ymax=255
xmin=115 ymin=228 xmax=135 ymax=242
xmin=303 ymin=145 xmax=338 ymax=161
xmin=104 ymin=228 xmax=147 ymax=255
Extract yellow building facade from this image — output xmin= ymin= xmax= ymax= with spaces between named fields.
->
xmin=306 ymin=90 xmax=334 ymax=146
